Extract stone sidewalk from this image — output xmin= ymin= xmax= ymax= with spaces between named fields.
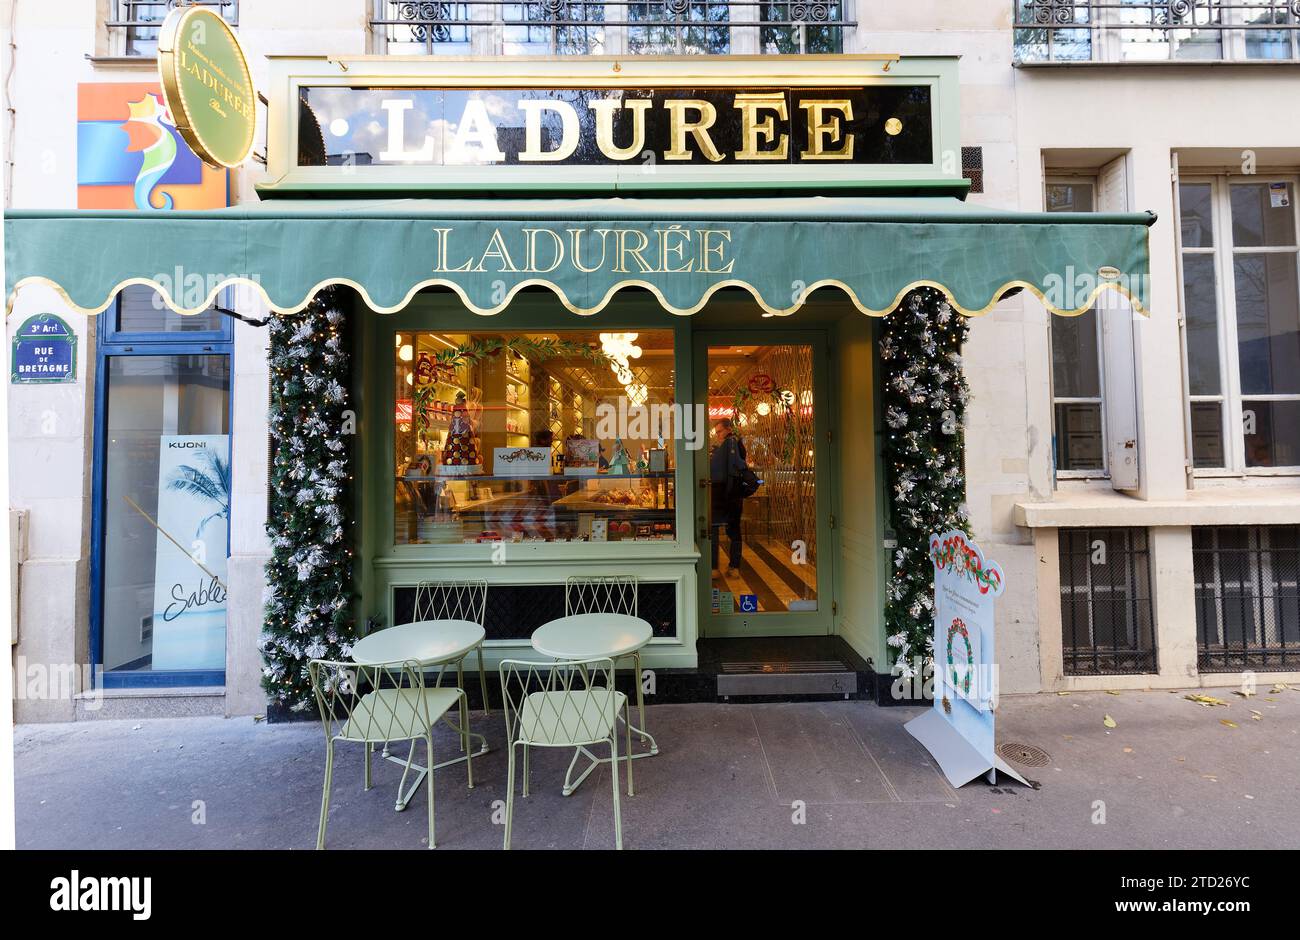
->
xmin=13 ymin=687 xmax=1300 ymax=850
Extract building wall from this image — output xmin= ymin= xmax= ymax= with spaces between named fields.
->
xmin=1014 ymin=65 xmax=1300 ymax=691
xmin=7 ymin=1 xmax=1298 ymax=719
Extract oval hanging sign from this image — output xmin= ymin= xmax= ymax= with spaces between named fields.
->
xmin=158 ymin=5 xmax=256 ymax=168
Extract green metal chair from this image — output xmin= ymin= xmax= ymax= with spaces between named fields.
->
xmin=565 ymin=575 xmax=657 ymax=757
xmin=499 ymin=657 xmax=630 ymax=850
xmin=308 ymin=658 xmax=474 ymax=850
xmin=413 ymin=578 xmax=492 ymax=715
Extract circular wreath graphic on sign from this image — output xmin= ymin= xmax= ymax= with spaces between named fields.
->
xmin=947 ymin=617 xmax=974 ymax=696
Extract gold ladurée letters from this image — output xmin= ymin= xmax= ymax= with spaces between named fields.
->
xmin=431 ymin=225 xmax=735 ymax=276
xmin=664 ymin=100 xmax=724 ymax=163
xmin=734 ymin=93 xmax=789 ymax=161
xmin=589 ymin=98 xmax=652 ymax=161
xmin=799 ymin=99 xmax=854 ymax=161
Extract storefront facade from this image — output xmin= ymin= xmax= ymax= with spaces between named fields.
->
xmin=5 ymin=2 xmax=1298 ymax=723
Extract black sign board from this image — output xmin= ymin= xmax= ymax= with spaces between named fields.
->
xmin=297 ymin=85 xmax=932 ymax=168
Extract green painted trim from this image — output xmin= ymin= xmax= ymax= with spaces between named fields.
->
xmin=262 ymin=56 xmax=967 ymax=197
xmin=253 ymin=177 xmax=976 ymax=199
xmin=3 ymin=200 xmax=1152 ymax=226
xmin=354 ymin=292 xmax=703 ymax=648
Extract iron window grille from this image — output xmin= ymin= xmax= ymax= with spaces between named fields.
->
xmin=1059 ymin=527 xmax=1157 ymax=675
xmin=1194 ymin=525 xmax=1300 ymax=671
xmin=108 ymin=1 xmax=239 ymax=58
xmin=1014 ymin=1 xmax=1300 ymax=63
xmin=370 ymin=0 xmax=848 ymax=55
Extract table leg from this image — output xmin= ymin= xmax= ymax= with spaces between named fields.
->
xmin=456 ymin=661 xmax=467 ymax=753
xmin=477 ymin=644 xmax=490 ymax=716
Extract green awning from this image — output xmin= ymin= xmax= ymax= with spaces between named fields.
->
xmin=4 ymin=196 xmax=1153 ymax=318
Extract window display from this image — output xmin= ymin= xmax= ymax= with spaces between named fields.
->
xmin=394 ymin=330 xmax=676 ymax=545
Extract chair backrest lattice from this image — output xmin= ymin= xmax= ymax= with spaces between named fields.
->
xmin=565 ymin=575 xmax=638 ymax=618
xmin=308 ymin=659 xmax=432 ymax=744
xmin=412 ymin=579 xmax=488 ymax=626
xmin=499 ymin=658 xmax=619 ymax=749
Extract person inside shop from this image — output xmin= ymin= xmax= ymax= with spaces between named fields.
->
xmin=709 ymin=417 xmax=749 ymax=577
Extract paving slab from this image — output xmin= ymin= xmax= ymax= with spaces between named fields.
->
xmin=13 ymin=687 xmax=1300 ymax=850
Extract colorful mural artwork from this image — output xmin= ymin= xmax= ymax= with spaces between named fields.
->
xmin=77 ymin=83 xmax=228 ymax=210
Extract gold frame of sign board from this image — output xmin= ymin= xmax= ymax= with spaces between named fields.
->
xmin=260 ymin=54 xmax=962 ymax=195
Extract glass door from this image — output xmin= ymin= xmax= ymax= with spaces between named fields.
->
xmin=694 ymin=332 xmax=833 ymax=637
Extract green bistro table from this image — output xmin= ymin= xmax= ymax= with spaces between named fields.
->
xmin=531 ymin=613 xmax=659 ymax=796
xmin=351 ymin=619 xmax=491 ymax=811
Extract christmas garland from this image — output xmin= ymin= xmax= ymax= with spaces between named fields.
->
xmin=880 ymin=287 xmax=972 ymax=679
xmin=261 ymin=287 xmax=356 ymax=712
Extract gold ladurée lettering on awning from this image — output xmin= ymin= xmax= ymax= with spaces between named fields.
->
xmin=431 ymin=225 xmax=735 ymax=276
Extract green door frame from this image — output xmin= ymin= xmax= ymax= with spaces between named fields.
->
xmin=693 ymin=329 xmax=835 ymax=638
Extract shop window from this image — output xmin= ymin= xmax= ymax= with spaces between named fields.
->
xmin=1178 ymin=176 xmax=1300 ymax=472
xmin=1059 ymin=527 xmax=1157 ymax=675
xmin=93 ymin=289 xmax=233 ymax=687
xmin=393 ymin=330 xmax=677 ymax=546
xmin=1195 ymin=525 xmax=1300 ymax=672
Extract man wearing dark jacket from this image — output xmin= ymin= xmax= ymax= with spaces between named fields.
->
xmin=709 ymin=418 xmax=748 ymax=577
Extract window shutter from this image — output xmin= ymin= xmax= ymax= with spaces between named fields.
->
xmin=1097 ymin=155 xmax=1141 ymax=490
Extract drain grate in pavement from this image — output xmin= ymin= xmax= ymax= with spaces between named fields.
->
xmin=997 ymin=742 xmax=1051 ymax=768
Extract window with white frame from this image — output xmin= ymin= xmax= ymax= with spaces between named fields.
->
xmin=1046 ymin=177 xmax=1108 ymax=475
xmin=109 ymin=1 xmax=239 ymax=57
xmin=1178 ymin=176 xmax=1300 ymax=472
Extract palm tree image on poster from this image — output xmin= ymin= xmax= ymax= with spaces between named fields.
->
xmin=165 ymin=447 xmax=231 ymax=540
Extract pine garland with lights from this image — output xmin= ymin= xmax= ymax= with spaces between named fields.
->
xmin=880 ymin=287 xmax=972 ymax=678
xmin=261 ymin=287 xmax=356 ymax=712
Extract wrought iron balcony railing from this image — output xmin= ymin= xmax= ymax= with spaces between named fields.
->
xmin=1014 ymin=1 xmax=1300 ymax=63
xmin=107 ymin=1 xmax=239 ymax=57
xmin=371 ymin=0 xmax=850 ymax=55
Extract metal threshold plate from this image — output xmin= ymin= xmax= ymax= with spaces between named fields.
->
xmin=717 ymin=660 xmax=857 ymax=697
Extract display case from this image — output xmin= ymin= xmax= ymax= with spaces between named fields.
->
xmin=393 ymin=329 xmax=677 ymax=545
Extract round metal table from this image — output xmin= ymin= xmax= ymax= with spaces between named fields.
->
xmin=531 ymin=613 xmax=651 ymax=661
xmin=530 ymin=613 xmax=659 ymax=796
xmin=352 ymin=618 xmax=484 ymax=666
xmin=351 ymin=619 xmax=491 ymax=811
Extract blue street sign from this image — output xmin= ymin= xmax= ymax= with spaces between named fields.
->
xmin=11 ymin=313 xmax=77 ymax=384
